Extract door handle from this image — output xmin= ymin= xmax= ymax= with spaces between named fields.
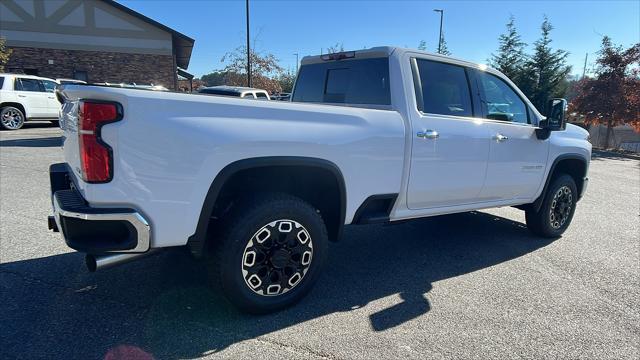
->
xmin=17 ymin=94 xmax=26 ymax=97
xmin=493 ymin=133 xmax=509 ymax=142
xmin=417 ymin=129 xmax=439 ymax=139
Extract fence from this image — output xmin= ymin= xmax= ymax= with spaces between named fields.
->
xmin=587 ymin=124 xmax=640 ymax=152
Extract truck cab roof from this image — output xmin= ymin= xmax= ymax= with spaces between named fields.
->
xmin=301 ymin=46 xmax=482 ymax=69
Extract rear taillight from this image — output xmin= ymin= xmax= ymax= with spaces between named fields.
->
xmin=78 ymin=101 xmax=122 ymax=183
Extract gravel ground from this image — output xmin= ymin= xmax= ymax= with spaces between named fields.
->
xmin=1 ymin=124 xmax=638 ymax=359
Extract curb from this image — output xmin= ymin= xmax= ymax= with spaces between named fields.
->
xmin=592 ymin=149 xmax=640 ymax=161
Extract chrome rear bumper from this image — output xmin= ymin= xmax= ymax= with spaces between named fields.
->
xmin=49 ymin=163 xmax=151 ymax=254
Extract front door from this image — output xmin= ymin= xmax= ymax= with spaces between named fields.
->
xmin=407 ymin=58 xmax=491 ymax=209
xmin=41 ymin=79 xmax=62 ymax=118
xmin=473 ymin=69 xmax=549 ymax=201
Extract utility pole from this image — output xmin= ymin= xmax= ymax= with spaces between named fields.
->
xmin=433 ymin=9 xmax=443 ymax=54
xmin=582 ymin=52 xmax=588 ymax=79
xmin=293 ymin=53 xmax=299 ymax=74
xmin=246 ymin=0 xmax=252 ymax=87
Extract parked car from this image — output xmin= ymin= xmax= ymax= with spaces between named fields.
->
xmin=50 ymin=46 xmax=591 ymax=313
xmin=272 ymin=92 xmax=291 ymax=101
xmin=0 ymin=73 xmax=60 ymax=130
xmin=124 ymin=83 xmax=169 ymax=91
xmin=56 ymin=79 xmax=87 ymax=85
xmin=199 ymin=85 xmax=270 ymax=100
xmin=93 ymin=83 xmax=169 ymax=91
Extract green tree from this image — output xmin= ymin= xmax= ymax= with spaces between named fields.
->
xmin=201 ymin=71 xmax=230 ymax=86
xmin=571 ymin=37 xmax=640 ymax=147
xmin=438 ymin=34 xmax=451 ymax=56
xmin=489 ymin=16 xmax=527 ymax=83
xmin=276 ymin=71 xmax=296 ymax=93
xmin=417 ymin=40 xmax=427 ymax=51
xmin=523 ymin=16 xmax=572 ymax=111
xmin=0 ymin=37 xmax=12 ymax=72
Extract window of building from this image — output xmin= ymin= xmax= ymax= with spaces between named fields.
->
xmin=74 ymin=70 xmax=88 ymax=82
xmin=413 ymin=59 xmax=473 ymax=117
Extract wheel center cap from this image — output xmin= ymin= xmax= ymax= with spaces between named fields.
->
xmin=270 ymin=249 xmax=290 ymax=269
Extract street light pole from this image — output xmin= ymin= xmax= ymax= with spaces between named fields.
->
xmin=433 ymin=9 xmax=443 ymax=54
xmin=293 ymin=53 xmax=299 ymax=74
xmin=246 ymin=0 xmax=252 ymax=87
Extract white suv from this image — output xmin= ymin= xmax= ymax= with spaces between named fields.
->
xmin=0 ymin=74 xmax=61 ymax=130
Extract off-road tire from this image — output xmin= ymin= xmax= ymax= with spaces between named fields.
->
xmin=211 ymin=193 xmax=328 ymax=314
xmin=526 ymin=174 xmax=578 ymax=238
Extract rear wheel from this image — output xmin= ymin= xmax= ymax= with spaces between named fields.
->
xmin=211 ymin=193 xmax=328 ymax=313
xmin=525 ymin=174 xmax=577 ymax=238
xmin=0 ymin=106 xmax=25 ymax=130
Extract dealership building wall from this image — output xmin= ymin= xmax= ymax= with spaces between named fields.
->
xmin=0 ymin=0 xmax=193 ymax=89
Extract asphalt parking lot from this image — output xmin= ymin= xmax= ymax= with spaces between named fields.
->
xmin=1 ymin=124 xmax=638 ymax=359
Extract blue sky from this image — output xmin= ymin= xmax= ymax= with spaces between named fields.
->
xmin=119 ymin=0 xmax=640 ymax=78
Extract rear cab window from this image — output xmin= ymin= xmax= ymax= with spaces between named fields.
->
xmin=292 ymin=57 xmax=391 ymax=108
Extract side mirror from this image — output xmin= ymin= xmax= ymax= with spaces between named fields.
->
xmin=536 ymin=98 xmax=567 ymax=140
xmin=544 ymin=98 xmax=567 ymax=131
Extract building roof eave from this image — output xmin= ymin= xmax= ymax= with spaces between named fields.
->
xmin=101 ymin=0 xmax=194 ymax=69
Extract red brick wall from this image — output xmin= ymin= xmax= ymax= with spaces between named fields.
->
xmin=5 ymin=47 xmax=176 ymax=90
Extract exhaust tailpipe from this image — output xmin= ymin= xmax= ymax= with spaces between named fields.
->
xmin=86 ymin=250 xmax=157 ymax=272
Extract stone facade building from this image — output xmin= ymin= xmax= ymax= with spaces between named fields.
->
xmin=0 ymin=0 xmax=194 ymax=90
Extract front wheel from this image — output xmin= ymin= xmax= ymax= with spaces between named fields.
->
xmin=212 ymin=193 xmax=328 ymax=313
xmin=526 ymin=174 xmax=578 ymax=238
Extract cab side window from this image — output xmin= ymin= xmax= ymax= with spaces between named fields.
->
xmin=414 ymin=59 xmax=473 ymax=117
xmin=477 ymin=72 xmax=528 ymax=124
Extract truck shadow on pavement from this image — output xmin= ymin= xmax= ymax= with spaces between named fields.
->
xmin=0 ymin=136 xmax=62 ymax=147
xmin=0 ymin=211 xmax=554 ymax=359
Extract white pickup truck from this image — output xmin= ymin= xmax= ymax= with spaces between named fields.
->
xmin=50 ymin=47 xmax=591 ymax=313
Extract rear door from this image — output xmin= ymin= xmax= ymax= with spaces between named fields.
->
xmin=407 ymin=58 xmax=491 ymax=209
xmin=14 ymin=78 xmax=48 ymax=118
xmin=473 ymin=69 xmax=549 ymax=201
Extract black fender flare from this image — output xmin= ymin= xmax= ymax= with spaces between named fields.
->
xmin=186 ymin=156 xmax=347 ymax=257
xmin=532 ymin=153 xmax=588 ymax=212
